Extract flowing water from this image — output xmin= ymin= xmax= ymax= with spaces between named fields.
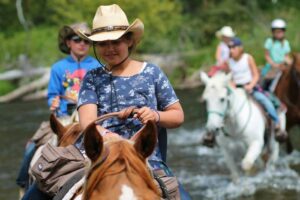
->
xmin=0 ymin=88 xmax=300 ymax=200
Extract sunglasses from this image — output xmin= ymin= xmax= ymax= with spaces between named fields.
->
xmin=70 ymin=35 xmax=90 ymax=45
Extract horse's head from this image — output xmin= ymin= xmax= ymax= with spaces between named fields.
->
xmin=200 ymin=71 xmax=232 ymax=133
xmin=82 ymin=120 xmax=160 ymax=200
xmin=49 ymin=113 xmax=81 ymax=147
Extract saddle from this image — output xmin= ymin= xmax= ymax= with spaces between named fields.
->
xmin=249 ymin=94 xmax=287 ymax=143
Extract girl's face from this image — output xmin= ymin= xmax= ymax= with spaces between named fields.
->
xmin=95 ymin=36 xmax=133 ymax=66
xmin=272 ymin=29 xmax=285 ymax=40
xmin=222 ymin=36 xmax=232 ymax=44
xmin=229 ymin=45 xmax=243 ymax=60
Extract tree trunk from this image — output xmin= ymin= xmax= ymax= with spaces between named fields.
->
xmin=0 ymin=69 xmax=50 ymax=103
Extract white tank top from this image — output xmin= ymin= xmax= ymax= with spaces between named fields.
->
xmin=228 ymin=53 xmax=253 ymax=85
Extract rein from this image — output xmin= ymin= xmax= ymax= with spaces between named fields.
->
xmin=87 ymin=106 xmax=139 ymax=171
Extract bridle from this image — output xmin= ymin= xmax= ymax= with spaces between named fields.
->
xmin=206 ymin=86 xmax=232 ymax=119
xmin=206 ymin=86 xmax=252 ymax=136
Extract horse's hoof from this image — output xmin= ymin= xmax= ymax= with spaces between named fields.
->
xmin=241 ymin=160 xmax=253 ymax=172
xmin=201 ymin=134 xmax=215 ymax=148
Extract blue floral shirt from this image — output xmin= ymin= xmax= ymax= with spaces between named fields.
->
xmin=78 ymin=62 xmax=179 ymax=161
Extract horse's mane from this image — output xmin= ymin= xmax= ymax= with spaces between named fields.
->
xmin=58 ymin=123 xmax=81 ymax=147
xmin=83 ymin=138 xmax=159 ymax=199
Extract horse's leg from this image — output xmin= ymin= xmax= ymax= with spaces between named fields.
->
xmin=266 ymin=129 xmax=279 ymax=170
xmin=241 ymin=140 xmax=263 ymax=172
xmin=275 ymin=110 xmax=288 ymax=142
xmin=216 ymin=134 xmax=239 ymax=181
xmin=285 ymin=121 xmax=294 ymax=154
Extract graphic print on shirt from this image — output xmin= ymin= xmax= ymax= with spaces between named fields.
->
xmin=63 ymin=69 xmax=86 ymax=101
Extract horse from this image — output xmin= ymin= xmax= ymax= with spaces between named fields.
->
xmin=275 ymin=53 xmax=300 ymax=153
xmin=200 ymin=71 xmax=280 ymax=180
xmin=18 ymin=113 xmax=82 ymax=199
xmin=80 ymin=118 xmax=161 ymax=200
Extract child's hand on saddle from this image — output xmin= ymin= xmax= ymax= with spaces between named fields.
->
xmin=244 ymin=84 xmax=253 ymax=93
xmin=134 ymin=107 xmax=159 ymax=124
xmin=272 ymin=63 xmax=281 ymax=69
xmin=50 ymin=96 xmax=60 ymax=111
xmin=279 ymin=63 xmax=286 ymax=71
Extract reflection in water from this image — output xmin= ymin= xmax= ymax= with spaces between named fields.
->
xmin=0 ymin=88 xmax=299 ymax=200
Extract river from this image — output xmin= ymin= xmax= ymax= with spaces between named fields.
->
xmin=0 ymin=88 xmax=300 ymax=200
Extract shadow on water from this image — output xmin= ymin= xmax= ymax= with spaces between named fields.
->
xmin=0 ymin=87 xmax=299 ymax=200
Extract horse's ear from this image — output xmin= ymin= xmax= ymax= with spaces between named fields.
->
xmin=83 ymin=123 xmax=103 ymax=163
xmin=200 ymin=71 xmax=210 ymax=85
xmin=49 ymin=113 xmax=66 ymax=139
xmin=133 ymin=121 xmax=157 ymax=159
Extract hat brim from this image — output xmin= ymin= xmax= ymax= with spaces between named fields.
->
xmin=78 ymin=19 xmax=144 ymax=45
xmin=215 ymin=30 xmax=235 ymax=38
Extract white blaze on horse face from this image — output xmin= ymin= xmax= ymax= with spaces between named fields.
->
xmin=202 ymin=74 xmax=229 ymax=132
xmin=119 ymin=184 xmax=138 ymax=200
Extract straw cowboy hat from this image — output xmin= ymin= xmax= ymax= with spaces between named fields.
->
xmin=79 ymin=4 xmax=144 ymax=46
xmin=216 ymin=26 xmax=235 ymax=38
xmin=58 ymin=22 xmax=91 ymax=54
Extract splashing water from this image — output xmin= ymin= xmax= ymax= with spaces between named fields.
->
xmin=168 ymin=128 xmax=300 ymax=200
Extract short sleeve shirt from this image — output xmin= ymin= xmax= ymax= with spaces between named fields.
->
xmin=78 ymin=62 xmax=179 ymax=161
xmin=264 ymin=38 xmax=291 ymax=64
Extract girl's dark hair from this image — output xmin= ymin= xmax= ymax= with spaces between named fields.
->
xmin=123 ymin=32 xmax=134 ymax=53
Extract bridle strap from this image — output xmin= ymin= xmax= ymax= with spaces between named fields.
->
xmin=206 ymin=86 xmax=232 ymax=118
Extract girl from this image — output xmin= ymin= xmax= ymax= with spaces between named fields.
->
xmin=208 ymin=26 xmax=235 ymax=76
xmin=261 ymin=18 xmax=291 ymax=92
xmin=78 ymin=4 xmax=190 ymax=200
xmin=226 ymin=37 xmax=284 ymax=133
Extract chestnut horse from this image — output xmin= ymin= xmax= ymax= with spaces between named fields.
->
xmin=49 ymin=113 xmax=82 ymax=147
xmin=81 ymin=118 xmax=160 ymax=200
xmin=49 ymin=109 xmax=161 ymax=200
xmin=275 ymin=53 xmax=300 ymax=153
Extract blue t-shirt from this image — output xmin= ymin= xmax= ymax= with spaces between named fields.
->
xmin=47 ymin=55 xmax=100 ymax=116
xmin=78 ymin=62 xmax=179 ymax=161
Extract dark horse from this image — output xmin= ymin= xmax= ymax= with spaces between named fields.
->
xmin=275 ymin=53 xmax=300 ymax=153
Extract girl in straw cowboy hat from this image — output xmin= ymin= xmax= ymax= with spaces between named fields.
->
xmin=77 ymin=4 xmax=191 ymax=199
xmin=208 ymin=26 xmax=235 ymax=77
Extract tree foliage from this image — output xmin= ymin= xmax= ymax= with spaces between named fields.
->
xmin=0 ymin=0 xmax=299 ymax=68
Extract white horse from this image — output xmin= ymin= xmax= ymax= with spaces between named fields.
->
xmin=200 ymin=71 xmax=281 ymax=180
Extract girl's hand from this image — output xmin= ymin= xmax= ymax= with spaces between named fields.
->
xmin=134 ymin=106 xmax=159 ymax=124
xmin=50 ymin=96 xmax=60 ymax=111
xmin=272 ymin=63 xmax=281 ymax=69
xmin=244 ymin=84 xmax=253 ymax=93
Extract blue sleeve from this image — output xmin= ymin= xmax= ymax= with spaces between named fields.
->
xmin=77 ymin=71 xmax=98 ymax=109
xmin=153 ymin=65 xmax=179 ymax=110
xmin=47 ymin=65 xmax=63 ymax=107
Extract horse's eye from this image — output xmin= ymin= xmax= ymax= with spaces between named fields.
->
xmin=220 ymin=98 xmax=225 ymax=102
